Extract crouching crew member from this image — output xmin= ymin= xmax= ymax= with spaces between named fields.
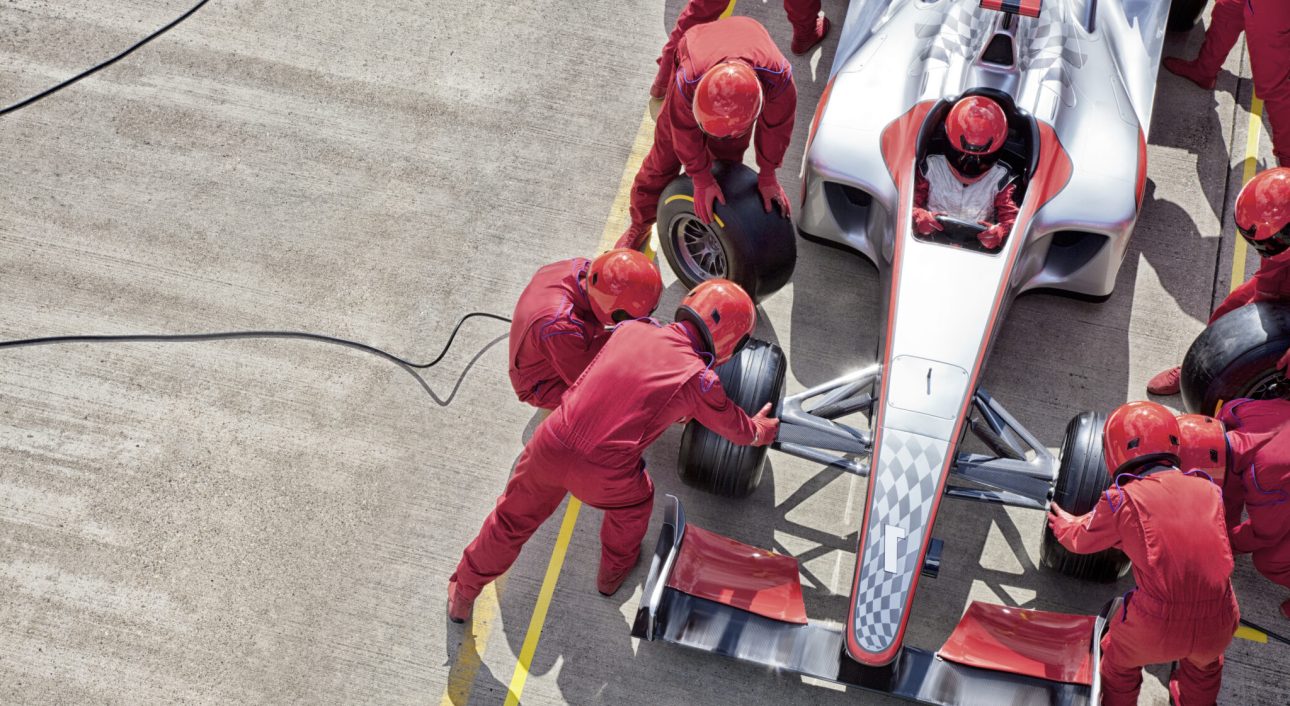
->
xmin=449 ymin=280 xmax=779 ymax=622
xmin=648 ymin=1 xmax=829 ymax=103
xmin=617 ymin=17 xmax=797 ymax=251
xmin=509 ymin=249 xmax=662 ymax=409
xmin=1149 ymin=167 xmax=1290 ymax=394
xmin=1049 ymin=402 xmax=1238 ymax=706
xmin=1209 ymin=399 xmax=1290 ymax=620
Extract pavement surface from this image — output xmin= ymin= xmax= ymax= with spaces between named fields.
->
xmin=0 ymin=1 xmax=1285 ymax=704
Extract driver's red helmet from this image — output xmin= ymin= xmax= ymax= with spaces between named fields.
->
xmin=1234 ymin=167 xmax=1290 ymax=257
xmin=676 ymin=279 xmax=756 ymax=365
xmin=1102 ymin=401 xmax=1182 ymax=478
xmin=586 ymin=249 xmax=664 ymax=326
xmin=1176 ymin=414 xmax=1229 ymax=483
xmin=947 ymin=96 xmax=1009 ymax=156
xmin=693 ymin=61 xmax=763 ymax=139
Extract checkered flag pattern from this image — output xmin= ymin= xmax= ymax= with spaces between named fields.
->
xmin=915 ymin=1 xmax=994 ymax=66
xmin=851 ymin=429 xmax=949 ymax=653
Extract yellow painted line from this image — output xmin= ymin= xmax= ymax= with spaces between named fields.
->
xmin=498 ymin=3 xmax=740 ymax=704
xmin=439 ymin=578 xmax=505 ymax=706
xmin=1229 ymin=95 xmax=1265 ymax=292
xmin=662 ymin=194 xmax=726 ymax=228
xmin=503 ymin=498 xmax=582 ymax=706
xmin=1235 ymin=624 xmax=1269 ymax=644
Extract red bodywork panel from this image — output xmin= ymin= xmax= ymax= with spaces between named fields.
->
xmin=667 ymin=525 xmax=808 ymax=624
xmin=938 ymin=602 xmax=1096 ymax=685
xmin=979 ymin=0 xmax=1043 ymax=18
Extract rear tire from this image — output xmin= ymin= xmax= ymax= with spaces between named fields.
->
xmin=657 ymin=161 xmax=796 ymax=303
xmin=1040 ymin=412 xmax=1132 ymax=582
xmin=1180 ymin=302 xmax=1290 ymax=414
xmin=1167 ymin=0 xmax=1208 ymax=33
xmin=678 ymin=338 xmax=787 ymax=498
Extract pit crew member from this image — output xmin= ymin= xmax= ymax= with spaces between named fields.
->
xmin=617 ymin=17 xmax=797 ymax=251
xmin=448 ymin=280 xmax=778 ymax=622
xmin=509 ymin=249 xmax=662 ymax=409
xmin=1048 ymin=402 xmax=1239 ymax=706
xmin=1149 ymin=167 xmax=1290 ymax=395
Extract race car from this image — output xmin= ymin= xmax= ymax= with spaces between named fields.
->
xmin=643 ymin=0 xmax=1198 ymax=702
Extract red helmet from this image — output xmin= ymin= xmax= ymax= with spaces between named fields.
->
xmin=946 ymin=96 xmax=1008 ymax=156
xmin=1176 ymin=414 xmax=1228 ymax=482
xmin=1102 ymin=401 xmax=1182 ymax=477
xmin=693 ymin=61 xmax=763 ymax=139
xmin=676 ymin=279 xmax=755 ymax=365
xmin=1234 ymin=167 xmax=1290 ymax=257
xmin=586 ymin=249 xmax=663 ymax=326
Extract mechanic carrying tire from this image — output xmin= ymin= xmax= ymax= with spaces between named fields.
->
xmin=616 ymin=17 xmax=797 ymax=252
xmin=448 ymin=280 xmax=778 ymax=621
xmin=1048 ymin=402 xmax=1239 ymax=706
xmin=1180 ymin=400 xmax=1290 ymax=622
xmin=1149 ymin=167 xmax=1290 ymax=396
xmin=509 ymin=249 xmax=662 ymax=408
xmin=648 ymin=0 xmax=829 ymax=112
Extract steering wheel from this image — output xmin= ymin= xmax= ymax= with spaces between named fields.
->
xmin=934 ymin=215 xmax=987 ymax=243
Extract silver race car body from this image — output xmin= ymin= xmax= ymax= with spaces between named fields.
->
xmin=793 ymin=0 xmax=1167 ymax=667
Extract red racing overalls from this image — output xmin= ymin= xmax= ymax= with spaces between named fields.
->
xmin=1188 ymin=0 xmax=1290 ymax=166
xmin=649 ymin=0 xmax=822 ymax=98
xmin=628 ymin=17 xmax=796 ymax=230
xmin=1050 ymin=469 xmax=1238 ymax=706
xmin=1219 ymin=399 xmax=1290 ymax=597
xmin=507 ymin=258 xmax=608 ymax=409
xmin=452 ymin=319 xmax=770 ymax=602
xmin=1208 ymin=250 xmax=1290 ymax=324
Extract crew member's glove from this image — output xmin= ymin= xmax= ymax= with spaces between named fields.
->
xmin=692 ymin=173 xmax=726 ymax=225
xmin=1046 ymin=502 xmax=1076 ymax=534
xmin=913 ymin=208 xmax=943 ymax=235
xmin=978 ymin=222 xmax=1008 ymax=250
xmin=757 ymin=172 xmax=791 ymax=217
xmin=1278 ymin=348 xmax=1290 ymax=376
xmin=750 ymin=402 xmax=779 ymax=447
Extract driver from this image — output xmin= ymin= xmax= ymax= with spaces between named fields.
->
xmin=912 ymin=96 xmax=1019 ymax=251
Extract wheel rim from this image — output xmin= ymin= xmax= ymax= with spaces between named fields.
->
xmin=1243 ymin=370 xmax=1290 ymax=401
xmin=670 ymin=214 xmax=727 ymax=283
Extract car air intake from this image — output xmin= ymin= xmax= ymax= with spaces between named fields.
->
xmin=981 ymin=34 xmax=1014 ymax=66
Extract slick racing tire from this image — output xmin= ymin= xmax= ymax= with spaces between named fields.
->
xmin=678 ymin=338 xmax=787 ymax=498
xmin=1040 ymin=411 xmax=1132 ymax=582
xmin=1180 ymin=302 xmax=1290 ymax=414
xmin=657 ymin=161 xmax=796 ymax=303
xmin=1167 ymin=0 xmax=1208 ymax=33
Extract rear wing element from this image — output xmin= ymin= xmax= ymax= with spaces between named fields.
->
xmin=980 ymin=0 xmax=1043 ymax=18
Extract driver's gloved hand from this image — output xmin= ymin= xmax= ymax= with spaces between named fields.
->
xmin=978 ymin=222 xmax=1008 ymax=249
xmin=913 ymin=208 xmax=943 ymax=235
xmin=692 ymin=172 xmax=727 ymax=225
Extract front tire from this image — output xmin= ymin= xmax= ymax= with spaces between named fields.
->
xmin=1040 ymin=412 xmax=1131 ymax=582
xmin=657 ymin=161 xmax=796 ymax=303
xmin=677 ymin=338 xmax=787 ymax=498
xmin=1180 ymin=302 xmax=1290 ymax=414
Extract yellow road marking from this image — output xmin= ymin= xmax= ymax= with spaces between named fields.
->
xmin=1229 ymin=95 xmax=1265 ymax=291
xmin=1235 ymin=624 xmax=1269 ymax=644
xmin=497 ymin=3 xmax=740 ymax=704
xmin=503 ymin=498 xmax=582 ymax=706
xmin=439 ymin=579 xmax=505 ymax=706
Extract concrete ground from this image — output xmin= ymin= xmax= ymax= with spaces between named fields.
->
xmin=0 ymin=0 xmax=1284 ymax=704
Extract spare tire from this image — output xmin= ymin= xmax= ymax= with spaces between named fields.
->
xmin=678 ymin=338 xmax=787 ymax=498
xmin=1167 ymin=0 xmax=1208 ymax=33
xmin=657 ymin=161 xmax=796 ymax=303
xmin=1040 ymin=411 xmax=1132 ymax=582
xmin=1180 ymin=302 xmax=1290 ymax=414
